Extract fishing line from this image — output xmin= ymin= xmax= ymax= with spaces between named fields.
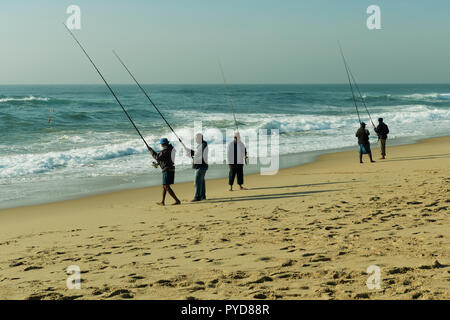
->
xmin=217 ymin=58 xmax=239 ymax=131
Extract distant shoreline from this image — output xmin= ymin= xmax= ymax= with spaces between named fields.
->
xmin=2 ymin=83 xmax=450 ymax=86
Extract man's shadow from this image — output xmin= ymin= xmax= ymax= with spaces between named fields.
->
xmin=204 ymin=189 xmax=343 ymax=203
xmin=248 ymin=180 xmax=361 ymax=191
xmin=382 ymin=153 xmax=450 ymax=162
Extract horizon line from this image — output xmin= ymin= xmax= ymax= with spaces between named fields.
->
xmin=1 ymin=82 xmax=450 ymax=86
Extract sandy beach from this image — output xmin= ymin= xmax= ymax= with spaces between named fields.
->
xmin=0 ymin=136 xmax=449 ymax=300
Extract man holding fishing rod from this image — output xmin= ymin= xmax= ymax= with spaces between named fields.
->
xmin=63 ymin=26 xmax=182 ymax=206
xmin=184 ymin=133 xmax=209 ymax=202
xmin=373 ymin=118 xmax=390 ymax=159
xmin=355 ymin=122 xmax=375 ymax=164
xmin=148 ymin=138 xmax=181 ymax=206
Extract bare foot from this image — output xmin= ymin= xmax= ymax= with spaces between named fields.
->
xmin=172 ymin=201 xmax=181 ymax=205
xmin=156 ymin=202 xmax=165 ymax=206
xmin=229 ymin=188 xmax=233 ymax=191
xmin=239 ymin=186 xmax=248 ymax=190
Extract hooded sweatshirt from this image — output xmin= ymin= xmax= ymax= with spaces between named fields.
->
xmin=374 ymin=122 xmax=389 ymax=139
xmin=355 ymin=127 xmax=370 ymax=145
xmin=150 ymin=144 xmax=175 ymax=172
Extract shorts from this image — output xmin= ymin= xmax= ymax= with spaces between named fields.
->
xmin=358 ymin=144 xmax=371 ymax=155
xmin=162 ymin=170 xmax=175 ymax=185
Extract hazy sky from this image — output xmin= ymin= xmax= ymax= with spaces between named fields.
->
xmin=1 ymin=0 xmax=449 ymax=84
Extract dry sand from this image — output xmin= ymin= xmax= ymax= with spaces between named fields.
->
xmin=0 ymin=136 xmax=449 ymax=300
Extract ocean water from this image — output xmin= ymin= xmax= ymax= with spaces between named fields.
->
xmin=1 ymin=84 xmax=449 ymax=209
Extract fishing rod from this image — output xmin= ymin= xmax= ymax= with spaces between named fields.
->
xmin=63 ymin=24 xmax=151 ymax=150
xmin=112 ymin=50 xmax=187 ymax=150
xmin=217 ymin=59 xmax=249 ymax=164
xmin=217 ymin=58 xmax=239 ymax=131
xmin=347 ymin=65 xmax=375 ymax=127
xmin=338 ymin=42 xmax=361 ymax=124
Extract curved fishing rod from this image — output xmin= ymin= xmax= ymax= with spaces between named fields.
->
xmin=217 ymin=58 xmax=239 ymax=131
xmin=63 ymin=24 xmax=150 ymax=150
xmin=338 ymin=42 xmax=361 ymax=124
xmin=347 ymin=66 xmax=375 ymax=126
xmin=113 ymin=50 xmax=187 ymax=150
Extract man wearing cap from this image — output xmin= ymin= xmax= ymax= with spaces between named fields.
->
xmin=355 ymin=122 xmax=375 ymax=164
xmin=184 ymin=133 xmax=209 ymax=202
xmin=227 ymin=131 xmax=247 ymax=191
xmin=148 ymin=138 xmax=181 ymax=206
xmin=373 ymin=118 xmax=390 ymax=159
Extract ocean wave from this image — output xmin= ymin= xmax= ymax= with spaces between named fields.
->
xmin=0 ymin=140 xmax=147 ymax=179
xmin=344 ymin=92 xmax=450 ymax=103
xmin=1 ymin=103 xmax=449 ymax=180
xmin=173 ymin=105 xmax=450 ymax=135
xmin=59 ymin=135 xmax=86 ymax=143
xmin=345 ymin=94 xmax=394 ymax=102
xmin=0 ymin=95 xmax=118 ymax=110
xmin=0 ymin=96 xmax=50 ymax=103
xmin=401 ymin=93 xmax=450 ymax=101
xmin=256 ymin=116 xmax=353 ymax=134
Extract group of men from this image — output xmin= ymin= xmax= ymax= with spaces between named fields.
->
xmin=355 ymin=117 xmax=390 ymax=163
xmin=146 ymin=118 xmax=390 ymax=205
xmin=147 ymin=131 xmax=247 ymax=205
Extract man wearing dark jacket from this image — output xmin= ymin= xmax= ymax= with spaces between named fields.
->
xmin=355 ymin=122 xmax=375 ymax=164
xmin=148 ymin=138 xmax=181 ymax=206
xmin=184 ymin=133 xmax=208 ymax=202
xmin=373 ymin=118 xmax=389 ymax=159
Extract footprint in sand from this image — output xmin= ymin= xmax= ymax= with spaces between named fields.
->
xmin=108 ymin=289 xmax=134 ymax=299
xmin=24 ymin=266 xmax=43 ymax=271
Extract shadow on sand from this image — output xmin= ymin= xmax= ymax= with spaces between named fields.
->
xmin=203 ymin=189 xmax=342 ymax=204
xmin=248 ymin=180 xmax=361 ymax=191
xmin=382 ymin=153 xmax=450 ymax=163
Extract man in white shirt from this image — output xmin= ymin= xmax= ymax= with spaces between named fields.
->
xmin=227 ymin=131 xmax=247 ymax=191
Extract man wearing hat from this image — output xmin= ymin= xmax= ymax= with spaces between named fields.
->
xmin=373 ymin=118 xmax=390 ymax=159
xmin=355 ymin=122 xmax=375 ymax=164
xmin=148 ymin=138 xmax=181 ymax=206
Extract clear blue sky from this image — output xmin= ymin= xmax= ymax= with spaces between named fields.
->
xmin=1 ymin=0 xmax=449 ymax=84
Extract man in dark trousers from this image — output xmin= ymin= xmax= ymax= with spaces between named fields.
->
xmin=355 ymin=122 xmax=375 ymax=164
xmin=373 ymin=117 xmax=390 ymax=159
xmin=227 ymin=131 xmax=247 ymax=191
xmin=184 ymin=133 xmax=209 ymax=202
xmin=148 ymin=138 xmax=181 ymax=206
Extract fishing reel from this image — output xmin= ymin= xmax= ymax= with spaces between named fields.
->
xmin=152 ymin=161 xmax=159 ymax=168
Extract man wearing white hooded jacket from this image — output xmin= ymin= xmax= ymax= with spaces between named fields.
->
xmin=227 ymin=131 xmax=247 ymax=191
